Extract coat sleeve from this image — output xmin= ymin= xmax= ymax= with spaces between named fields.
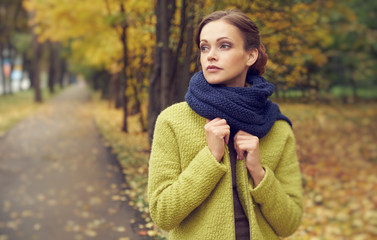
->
xmin=249 ymin=128 xmax=303 ymax=237
xmin=148 ymin=113 xmax=227 ymax=231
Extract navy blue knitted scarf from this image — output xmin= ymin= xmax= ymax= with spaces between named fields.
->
xmin=185 ymin=71 xmax=291 ymax=138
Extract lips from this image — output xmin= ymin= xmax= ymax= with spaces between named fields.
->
xmin=206 ymin=65 xmax=222 ymax=72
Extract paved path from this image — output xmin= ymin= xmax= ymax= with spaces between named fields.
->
xmin=0 ymin=82 xmax=151 ymax=240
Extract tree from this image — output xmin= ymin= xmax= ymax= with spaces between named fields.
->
xmin=24 ymin=0 xmax=154 ymax=131
xmin=147 ymin=0 xmax=175 ymax=142
xmin=0 ymin=0 xmax=29 ymax=95
xmin=23 ymin=0 xmax=375 ymax=142
xmin=147 ymin=0 xmax=205 ymax=143
xmin=322 ymin=0 xmax=377 ymax=102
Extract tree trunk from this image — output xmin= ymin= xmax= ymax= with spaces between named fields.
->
xmin=58 ymin=58 xmax=66 ymax=88
xmin=161 ymin=0 xmax=177 ymax=108
xmin=148 ymin=0 xmax=163 ymax=145
xmin=23 ymin=51 xmax=34 ymax=89
xmin=113 ymin=73 xmax=122 ymax=109
xmin=160 ymin=0 xmax=170 ymax=110
xmin=148 ymin=50 xmax=161 ymax=146
xmin=179 ymin=2 xmax=195 ymax=100
xmin=99 ymin=72 xmax=109 ymax=99
xmin=32 ymin=32 xmax=42 ymax=102
xmin=135 ymin=57 xmax=146 ymax=131
xmin=0 ymin=44 xmax=6 ymax=95
xmin=27 ymin=9 xmax=42 ymax=102
xmin=147 ymin=0 xmax=179 ymax=146
xmin=120 ymin=3 xmax=128 ymax=132
xmin=349 ymin=74 xmax=358 ymax=103
xmin=48 ymin=41 xmax=56 ymax=93
xmin=170 ymin=0 xmax=187 ymax=102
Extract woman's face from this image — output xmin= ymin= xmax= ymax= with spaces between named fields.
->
xmin=199 ymin=19 xmax=257 ymax=87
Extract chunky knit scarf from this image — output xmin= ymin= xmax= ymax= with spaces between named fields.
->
xmin=185 ymin=71 xmax=291 ymax=138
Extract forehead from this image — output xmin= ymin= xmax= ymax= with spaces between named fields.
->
xmin=200 ymin=19 xmax=243 ymax=42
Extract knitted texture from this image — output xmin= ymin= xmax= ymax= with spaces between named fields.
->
xmin=185 ymin=71 xmax=291 ymax=138
xmin=148 ymin=102 xmax=303 ymax=240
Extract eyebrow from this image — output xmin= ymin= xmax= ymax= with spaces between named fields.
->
xmin=200 ymin=37 xmax=232 ymax=43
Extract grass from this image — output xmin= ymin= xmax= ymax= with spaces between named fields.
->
xmin=330 ymin=86 xmax=377 ymax=99
xmin=0 ymin=87 xmax=64 ymax=137
xmin=271 ymin=86 xmax=377 ymax=101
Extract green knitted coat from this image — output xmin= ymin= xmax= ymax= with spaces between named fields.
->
xmin=148 ymin=102 xmax=303 ymax=240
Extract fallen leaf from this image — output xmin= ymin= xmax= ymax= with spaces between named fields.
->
xmin=34 ymin=223 xmax=41 ymax=231
xmin=84 ymin=229 xmax=97 ymax=237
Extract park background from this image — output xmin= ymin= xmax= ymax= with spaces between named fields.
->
xmin=1 ymin=0 xmax=377 ymax=239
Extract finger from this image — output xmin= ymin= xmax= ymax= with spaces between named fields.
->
xmin=208 ymin=126 xmax=228 ymax=138
xmin=237 ymin=142 xmax=251 ymax=151
xmin=206 ymin=118 xmax=221 ymax=125
xmin=219 ymin=128 xmax=230 ymax=139
xmin=237 ymin=133 xmax=251 ymax=141
xmin=234 ymin=134 xmax=259 ymax=145
xmin=237 ymin=130 xmax=251 ymax=136
xmin=237 ymin=142 xmax=258 ymax=157
xmin=237 ymin=149 xmax=245 ymax=160
xmin=233 ymin=135 xmax=239 ymax=158
xmin=205 ymin=125 xmax=229 ymax=137
xmin=205 ymin=118 xmax=223 ymax=130
xmin=234 ymin=140 xmax=243 ymax=160
xmin=225 ymin=130 xmax=230 ymax=145
xmin=207 ymin=118 xmax=228 ymax=126
xmin=234 ymin=137 xmax=253 ymax=160
xmin=233 ymin=131 xmax=244 ymax=142
xmin=206 ymin=118 xmax=222 ymax=126
xmin=236 ymin=130 xmax=257 ymax=138
xmin=209 ymin=117 xmax=222 ymax=122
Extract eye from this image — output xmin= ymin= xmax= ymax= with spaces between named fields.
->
xmin=200 ymin=45 xmax=209 ymax=52
xmin=220 ymin=43 xmax=231 ymax=49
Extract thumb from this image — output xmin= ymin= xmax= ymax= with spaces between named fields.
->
xmin=206 ymin=119 xmax=210 ymax=124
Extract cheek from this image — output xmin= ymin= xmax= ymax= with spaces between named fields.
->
xmin=232 ymin=52 xmax=245 ymax=61
xmin=200 ymin=55 xmax=206 ymax=68
xmin=229 ymin=53 xmax=248 ymax=66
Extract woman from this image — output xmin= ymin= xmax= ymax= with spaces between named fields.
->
xmin=148 ymin=9 xmax=303 ymax=240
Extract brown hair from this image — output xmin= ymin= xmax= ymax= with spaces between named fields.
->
xmin=195 ymin=9 xmax=268 ymax=76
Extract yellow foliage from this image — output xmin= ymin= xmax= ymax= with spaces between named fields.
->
xmin=249 ymin=0 xmax=337 ymax=83
xmin=24 ymin=0 xmax=344 ymax=89
xmin=311 ymin=48 xmax=328 ymax=66
xmin=25 ymin=0 xmax=154 ymax=76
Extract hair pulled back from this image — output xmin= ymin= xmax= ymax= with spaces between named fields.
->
xmin=195 ymin=9 xmax=268 ymax=76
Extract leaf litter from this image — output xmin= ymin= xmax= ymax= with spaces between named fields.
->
xmin=93 ymin=98 xmax=377 ymax=239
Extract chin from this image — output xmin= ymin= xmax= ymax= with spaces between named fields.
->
xmin=206 ymin=78 xmax=225 ymax=85
xmin=203 ymin=74 xmax=225 ymax=85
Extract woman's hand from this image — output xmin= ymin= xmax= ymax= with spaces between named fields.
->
xmin=234 ymin=130 xmax=265 ymax=186
xmin=204 ymin=118 xmax=230 ymax=162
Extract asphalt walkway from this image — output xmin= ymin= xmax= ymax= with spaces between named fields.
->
xmin=0 ymin=82 xmax=150 ymax=240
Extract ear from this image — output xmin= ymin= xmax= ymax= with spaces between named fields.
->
xmin=246 ymin=48 xmax=258 ymax=67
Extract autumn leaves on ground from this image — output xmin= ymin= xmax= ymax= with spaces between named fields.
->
xmin=93 ymin=92 xmax=377 ymax=239
xmin=1 ymin=84 xmax=377 ymax=240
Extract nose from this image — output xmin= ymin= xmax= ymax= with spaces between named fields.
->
xmin=207 ymin=48 xmax=217 ymax=62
